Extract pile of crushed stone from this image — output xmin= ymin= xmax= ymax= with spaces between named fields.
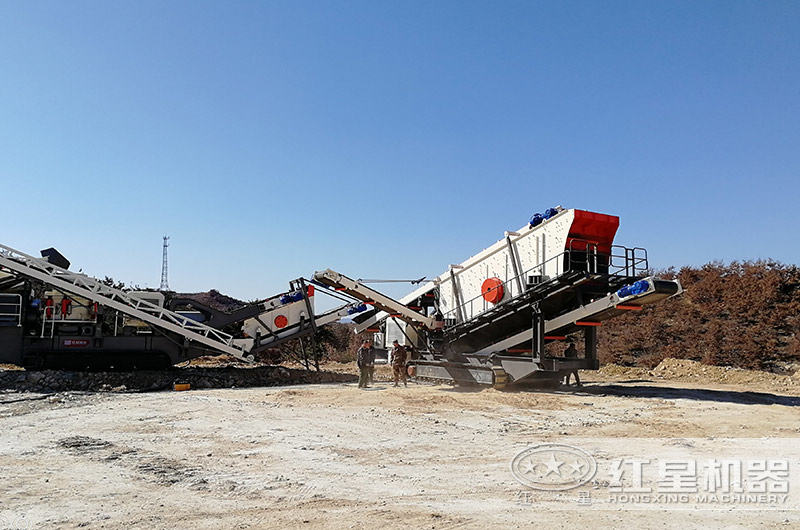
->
xmin=0 ymin=365 xmax=355 ymax=393
xmin=597 ymin=358 xmax=799 ymax=393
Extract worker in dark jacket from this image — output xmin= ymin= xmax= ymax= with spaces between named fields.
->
xmin=356 ymin=340 xmax=374 ymax=389
xmin=563 ymin=341 xmax=581 ymax=387
xmin=390 ymin=340 xmax=408 ymax=387
xmin=366 ymin=341 xmax=376 ymax=384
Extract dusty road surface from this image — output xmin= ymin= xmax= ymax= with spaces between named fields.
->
xmin=1 ymin=367 xmax=799 ymax=529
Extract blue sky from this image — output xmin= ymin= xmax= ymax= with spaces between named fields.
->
xmin=1 ymin=1 xmax=798 ymax=301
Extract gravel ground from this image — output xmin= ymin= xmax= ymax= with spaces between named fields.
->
xmin=0 ymin=367 xmax=799 ymax=529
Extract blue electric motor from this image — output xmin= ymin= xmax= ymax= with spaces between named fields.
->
xmin=280 ymin=291 xmax=305 ymax=304
xmin=347 ymin=303 xmax=368 ymax=315
xmin=530 ymin=207 xmax=561 ymax=227
xmin=616 ymin=280 xmax=650 ymax=299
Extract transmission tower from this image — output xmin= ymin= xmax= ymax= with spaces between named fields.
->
xmin=160 ymin=236 xmax=170 ymax=291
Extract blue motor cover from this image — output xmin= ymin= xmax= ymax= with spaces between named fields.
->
xmin=616 ymin=280 xmax=651 ymax=299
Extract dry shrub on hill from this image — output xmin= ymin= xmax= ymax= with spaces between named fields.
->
xmin=598 ymin=261 xmax=800 ymax=370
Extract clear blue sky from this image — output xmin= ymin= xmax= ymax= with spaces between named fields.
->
xmin=1 ymin=1 xmax=798 ymax=300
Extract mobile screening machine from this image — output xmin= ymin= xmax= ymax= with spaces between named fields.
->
xmin=0 ymin=206 xmax=680 ymax=379
xmin=0 ymin=244 xmax=364 ymax=369
xmin=313 ymin=207 xmax=682 ymax=387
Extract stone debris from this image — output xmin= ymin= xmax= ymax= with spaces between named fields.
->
xmin=58 ymin=436 xmax=113 ymax=451
xmin=0 ymin=366 xmax=355 ymax=393
xmin=597 ymin=357 xmax=798 ymax=394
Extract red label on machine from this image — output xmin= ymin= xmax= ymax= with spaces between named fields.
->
xmin=63 ymin=339 xmax=90 ymax=348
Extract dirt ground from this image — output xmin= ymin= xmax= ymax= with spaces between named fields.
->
xmin=1 ymin=362 xmax=799 ymax=529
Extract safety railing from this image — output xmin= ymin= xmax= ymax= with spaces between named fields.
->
xmin=41 ymin=305 xmax=55 ymax=338
xmin=609 ymin=245 xmax=649 ymax=277
xmin=39 ymin=304 xmax=100 ymax=338
xmin=443 ymin=249 xmax=568 ymax=324
xmin=442 ymin=243 xmax=648 ymax=324
xmin=0 ymin=294 xmax=21 ymax=327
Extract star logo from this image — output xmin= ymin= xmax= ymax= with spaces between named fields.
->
xmin=511 ymin=443 xmax=598 ymax=491
xmin=569 ymin=460 xmax=585 ymax=476
xmin=542 ymin=453 xmax=564 ymax=477
xmin=521 ymin=458 xmax=537 ymax=475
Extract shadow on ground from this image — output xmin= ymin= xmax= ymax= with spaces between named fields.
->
xmin=424 ymin=378 xmax=800 ymax=407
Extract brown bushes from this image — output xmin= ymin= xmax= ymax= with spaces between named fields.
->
xmin=598 ymin=261 xmax=800 ymax=371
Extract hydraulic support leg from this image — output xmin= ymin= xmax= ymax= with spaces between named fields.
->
xmin=584 ymin=326 xmax=597 ymax=368
xmin=531 ymin=302 xmax=545 ymax=361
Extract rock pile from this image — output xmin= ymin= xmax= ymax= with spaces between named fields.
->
xmin=597 ymin=357 xmax=799 ymax=394
xmin=650 ymin=358 xmax=798 ymax=388
xmin=0 ymin=366 xmax=355 ymax=393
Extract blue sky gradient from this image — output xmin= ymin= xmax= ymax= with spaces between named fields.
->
xmin=1 ymin=1 xmax=798 ymax=300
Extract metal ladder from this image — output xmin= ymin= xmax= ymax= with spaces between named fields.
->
xmin=0 ymin=243 xmax=252 ymax=361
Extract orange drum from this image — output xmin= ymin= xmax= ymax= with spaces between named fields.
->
xmin=481 ymin=277 xmax=504 ymax=304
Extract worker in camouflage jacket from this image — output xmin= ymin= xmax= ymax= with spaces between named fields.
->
xmin=390 ymin=340 xmax=408 ymax=387
xmin=356 ymin=340 xmax=375 ymax=389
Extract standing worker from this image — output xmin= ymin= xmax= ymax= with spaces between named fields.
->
xmin=360 ymin=340 xmax=376 ymax=385
xmin=367 ymin=342 xmax=376 ymax=384
xmin=563 ymin=341 xmax=581 ymax=387
xmin=357 ymin=340 xmax=374 ymax=389
xmin=390 ymin=340 xmax=408 ymax=387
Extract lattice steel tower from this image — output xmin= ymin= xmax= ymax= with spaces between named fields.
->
xmin=159 ymin=236 xmax=170 ymax=291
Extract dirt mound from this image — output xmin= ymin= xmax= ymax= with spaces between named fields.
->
xmin=596 ymin=363 xmax=651 ymax=379
xmin=597 ymin=358 xmax=799 ymax=394
xmin=0 ymin=363 xmax=23 ymax=371
xmin=652 ymin=358 xmax=790 ymax=386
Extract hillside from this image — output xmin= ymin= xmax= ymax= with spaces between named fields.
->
xmin=598 ymin=261 xmax=800 ymax=371
xmin=175 ymin=289 xmax=247 ymax=312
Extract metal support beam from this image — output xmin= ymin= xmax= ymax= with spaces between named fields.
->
xmin=505 ymin=235 xmax=524 ymax=296
xmin=449 ymin=268 xmax=465 ymax=324
xmin=392 ymin=317 xmax=416 ymax=347
xmin=584 ymin=325 xmax=597 ymax=367
xmin=299 ymin=337 xmax=310 ymax=370
xmin=531 ymin=302 xmax=545 ymax=361
xmin=298 ymin=278 xmax=317 ymax=335
xmin=313 ymin=269 xmax=435 ymax=329
xmin=297 ymin=280 xmax=321 ymax=372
